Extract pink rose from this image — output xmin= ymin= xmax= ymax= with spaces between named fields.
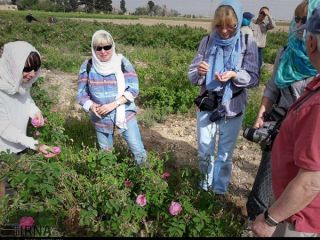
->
xmin=52 ymin=146 xmax=61 ymax=154
xmin=136 ymin=194 xmax=147 ymax=207
xmin=19 ymin=216 xmax=35 ymax=229
xmin=31 ymin=118 xmax=44 ymax=128
xmin=44 ymin=146 xmax=61 ymax=158
xmin=162 ymin=172 xmax=170 ymax=181
xmin=124 ymin=180 xmax=133 ymax=188
xmin=169 ymin=202 xmax=182 ymax=216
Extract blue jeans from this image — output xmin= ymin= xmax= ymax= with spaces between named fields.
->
xmin=96 ymin=117 xmax=147 ymax=166
xmin=197 ymin=111 xmax=243 ymax=194
xmin=258 ymin=47 xmax=263 ymax=70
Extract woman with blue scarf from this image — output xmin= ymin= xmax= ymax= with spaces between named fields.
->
xmin=246 ymin=0 xmax=318 ymax=225
xmin=188 ymin=0 xmax=259 ymax=194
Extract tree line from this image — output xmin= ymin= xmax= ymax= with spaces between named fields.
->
xmin=8 ymin=0 xmax=180 ymax=16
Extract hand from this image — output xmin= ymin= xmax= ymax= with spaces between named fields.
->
xmin=252 ymin=214 xmax=276 ymax=237
xmin=197 ymin=61 xmax=209 ymax=76
xmin=215 ymin=71 xmax=237 ymax=82
xmin=37 ymin=144 xmax=50 ymax=155
xmin=253 ymin=116 xmax=264 ymax=129
xmin=33 ymin=112 xmax=44 ymax=127
xmin=90 ymin=102 xmax=102 ymax=118
xmin=96 ymin=102 xmax=117 ymax=116
xmin=262 ymin=9 xmax=270 ymax=16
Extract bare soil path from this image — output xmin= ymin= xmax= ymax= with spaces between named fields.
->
xmin=40 ymin=68 xmax=263 ymax=218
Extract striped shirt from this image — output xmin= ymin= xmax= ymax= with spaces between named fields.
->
xmin=77 ymin=56 xmax=139 ymax=134
xmin=188 ymin=32 xmax=259 ymax=117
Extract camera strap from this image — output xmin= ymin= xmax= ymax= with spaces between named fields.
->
xmin=292 ymin=87 xmax=320 ymax=112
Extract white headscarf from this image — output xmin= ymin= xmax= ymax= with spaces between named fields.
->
xmin=91 ymin=30 xmax=127 ymax=130
xmin=0 ymin=41 xmax=40 ymax=95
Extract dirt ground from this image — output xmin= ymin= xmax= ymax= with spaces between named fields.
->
xmin=40 ymin=68 xmax=264 ymax=220
xmin=70 ymin=17 xmax=290 ymax=33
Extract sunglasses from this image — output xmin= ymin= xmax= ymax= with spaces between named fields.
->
xmin=259 ymin=11 xmax=266 ymax=16
xmin=23 ymin=66 xmax=40 ymax=72
xmin=294 ymin=16 xmax=307 ymax=24
xmin=215 ymin=24 xmax=237 ymax=31
xmin=95 ymin=45 xmax=112 ymax=51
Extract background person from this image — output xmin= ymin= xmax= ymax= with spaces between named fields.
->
xmin=245 ymin=0 xmax=318 ymax=226
xmin=241 ymin=12 xmax=255 ymax=38
xmin=250 ymin=6 xmax=276 ymax=70
xmin=188 ymin=0 xmax=259 ymax=194
xmin=0 ymin=41 xmax=54 ymax=197
xmin=77 ymin=30 xmax=147 ymax=166
xmin=252 ymin=5 xmax=320 ymax=236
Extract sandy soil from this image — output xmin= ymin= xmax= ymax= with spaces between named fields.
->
xmin=40 ymin=68 xmax=264 ymax=219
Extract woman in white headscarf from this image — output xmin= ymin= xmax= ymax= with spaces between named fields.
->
xmin=0 ymin=41 xmax=52 ymax=154
xmin=0 ymin=41 xmax=53 ymax=197
xmin=77 ymin=30 xmax=147 ymax=166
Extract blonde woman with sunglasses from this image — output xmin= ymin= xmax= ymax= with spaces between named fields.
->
xmin=77 ymin=30 xmax=147 ymax=166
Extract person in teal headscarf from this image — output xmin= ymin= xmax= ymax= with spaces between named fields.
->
xmin=246 ymin=0 xmax=319 ymax=226
xmin=188 ymin=0 xmax=259 ymax=194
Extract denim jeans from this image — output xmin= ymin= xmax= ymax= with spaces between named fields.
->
xmin=197 ymin=111 xmax=243 ymax=194
xmin=258 ymin=47 xmax=263 ymax=70
xmin=96 ymin=117 xmax=147 ymax=166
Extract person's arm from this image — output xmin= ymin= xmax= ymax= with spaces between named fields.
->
xmin=265 ymin=12 xmax=276 ymax=30
xmin=96 ymin=57 xmax=136 ymax=116
xmin=121 ymin=57 xmax=139 ymax=103
xmin=77 ymin=61 xmax=94 ymax=112
xmin=231 ymin=35 xmax=259 ymax=88
xmin=252 ymin=105 xmax=320 ymax=237
xmin=188 ymin=36 xmax=210 ymax=86
xmin=0 ymin=102 xmax=38 ymax=150
xmin=26 ymin=88 xmax=41 ymax=117
xmin=252 ymin=169 xmax=320 ymax=237
xmin=253 ymin=96 xmax=273 ymax=128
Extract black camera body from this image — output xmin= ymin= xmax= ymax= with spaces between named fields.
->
xmin=209 ymin=104 xmax=226 ymax=122
xmin=243 ymin=105 xmax=287 ymax=151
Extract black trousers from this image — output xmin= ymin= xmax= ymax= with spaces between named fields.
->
xmin=246 ymin=150 xmax=273 ymax=220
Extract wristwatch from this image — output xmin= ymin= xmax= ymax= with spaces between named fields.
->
xmin=264 ymin=209 xmax=279 ymax=227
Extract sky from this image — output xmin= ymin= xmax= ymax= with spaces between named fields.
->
xmin=112 ymin=0 xmax=303 ymax=21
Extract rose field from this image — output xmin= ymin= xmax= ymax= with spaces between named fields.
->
xmin=0 ymin=10 xmax=288 ymax=237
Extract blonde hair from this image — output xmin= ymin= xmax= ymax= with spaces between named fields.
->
xmin=92 ymin=32 xmax=113 ymax=48
xmin=212 ymin=5 xmax=238 ymax=30
xmin=295 ymin=0 xmax=308 ymax=17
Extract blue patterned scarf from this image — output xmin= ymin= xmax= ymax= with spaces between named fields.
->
xmin=205 ymin=0 xmax=243 ymax=104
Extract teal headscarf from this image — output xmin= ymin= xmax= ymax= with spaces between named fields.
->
xmin=242 ymin=18 xmax=251 ymax=27
xmin=274 ymin=0 xmax=319 ymax=88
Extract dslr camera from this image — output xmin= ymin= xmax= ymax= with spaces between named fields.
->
xmin=243 ymin=105 xmax=287 ymax=151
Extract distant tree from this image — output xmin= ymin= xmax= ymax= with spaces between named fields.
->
xmin=81 ymin=0 xmax=93 ymax=12
xmin=95 ymin=0 xmax=112 ymax=12
xmin=134 ymin=6 xmax=148 ymax=15
xmin=68 ymin=0 xmax=78 ymax=11
xmin=147 ymin=0 xmax=154 ymax=15
xmin=16 ymin=0 xmax=38 ymax=10
xmin=120 ymin=0 xmax=126 ymax=14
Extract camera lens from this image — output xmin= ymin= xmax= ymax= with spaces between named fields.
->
xmin=243 ymin=128 xmax=257 ymax=142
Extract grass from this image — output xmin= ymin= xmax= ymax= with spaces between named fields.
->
xmin=0 ymin=10 xmax=285 ymax=128
xmin=0 ymin=9 xmax=139 ymax=20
